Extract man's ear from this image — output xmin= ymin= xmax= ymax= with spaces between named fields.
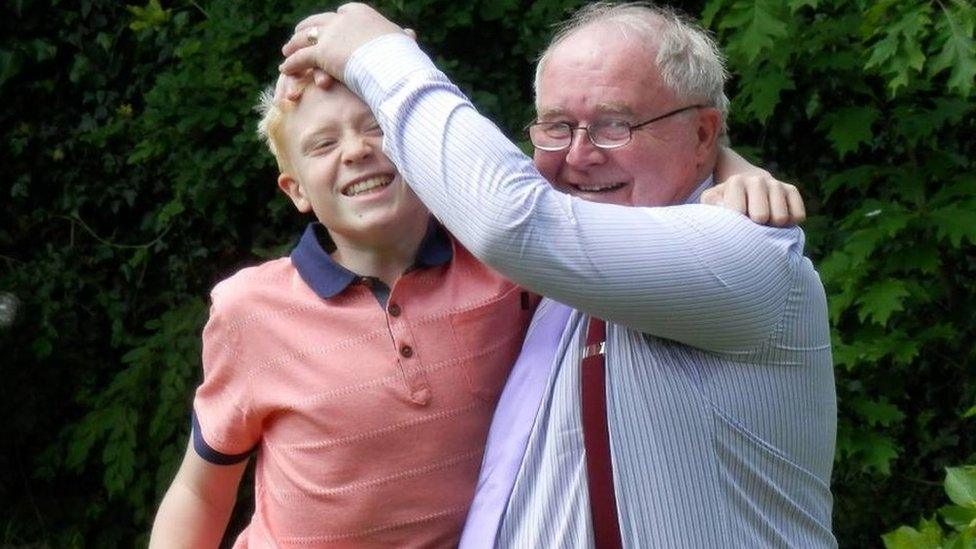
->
xmin=278 ymin=173 xmax=311 ymax=213
xmin=695 ymin=107 xmax=722 ymax=163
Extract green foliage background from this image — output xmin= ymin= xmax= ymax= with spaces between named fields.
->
xmin=1 ymin=0 xmax=973 ymax=546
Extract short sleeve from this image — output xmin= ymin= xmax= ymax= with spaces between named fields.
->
xmin=191 ymin=295 xmax=261 ymax=464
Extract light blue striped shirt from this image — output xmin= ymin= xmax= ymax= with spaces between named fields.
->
xmin=346 ymin=34 xmax=837 ymax=548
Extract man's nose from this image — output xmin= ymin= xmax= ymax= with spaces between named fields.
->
xmin=564 ymin=128 xmax=605 ymax=168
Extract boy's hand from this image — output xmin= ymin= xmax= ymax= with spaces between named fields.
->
xmin=701 ymin=174 xmax=806 ymax=227
xmin=278 ymin=3 xmax=404 ymax=99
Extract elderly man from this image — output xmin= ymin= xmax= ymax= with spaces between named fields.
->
xmin=280 ymin=2 xmax=836 ymax=548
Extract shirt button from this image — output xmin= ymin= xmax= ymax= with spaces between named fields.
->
xmin=389 ymin=303 xmax=401 ymax=317
xmin=400 ymin=344 xmax=413 ymax=358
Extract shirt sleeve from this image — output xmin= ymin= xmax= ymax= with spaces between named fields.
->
xmin=345 ymin=34 xmax=803 ymax=354
xmin=191 ymin=293 xmax=261 ymax=464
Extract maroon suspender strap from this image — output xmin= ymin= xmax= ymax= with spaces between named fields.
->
xmin=581 ymin=317 xmax=623 ymax=549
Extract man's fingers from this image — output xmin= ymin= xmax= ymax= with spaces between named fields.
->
xmin=273 ymin=73 xmax=289 ymax=103
xmin=277 ymin=70 xmax=314 ymax=102
xmin=312 ymin=68 xmax=335 ymax=90
xmin=294 ymin=12 xmax=334 ymax=32
xmin=282 ymin=13 xmax=336 ymax=56
xmin=786 ymin=185 xmax=806 ymax=224
xmin=285 ymin=71 xmax=307 ymax=101
xmin=280 ymin=46 xmax=319 ymax=76
xmin=745 ymin=177 xmax=770 ymax=225
xmin=281 ymin=26 xmax=316 ymax=57
xmin=336 ymin=2 xmax=372 ymax=15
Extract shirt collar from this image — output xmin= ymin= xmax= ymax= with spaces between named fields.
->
xmin=290 ymin=218 xmax=453 ymax=300
xmin=683 ymin=175 xmax=715 ymax=205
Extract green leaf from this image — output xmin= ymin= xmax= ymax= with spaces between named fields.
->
xmin=127 ymin=0 xmax=171 ymax=33
xmin=930 ymin=3 xmax=976 ymax=96
xmin=701 ymin=0 xmax=726 ymax=28
xmin=946 ymin=467 xmax=976 ymax=508
xmin=0 ymin=49 xmax=22 ymax=88
xmin=822 ymin=165 xmax=878 ymax=201
xmin=787 ymin=0 xmax=818 ymax=13
xmin=864 ymin=4 xmax=933 ymax=96
xmin=157 ymin=199 xmax=185 ymax=225
xmin=929 ymin=202 xmax=976 ymax=247
xmin=856 ymin=279 xmax=910 ymax=325
xmin=734 ymin=64 xmax=795 ymax=122
xmin=940 ymin=504 xmax=976 ymax=530
xmin=719 ymin=0 xmax=790 ymax=62
xmin=893 ymin=98 xmax=976 ymax=146
xmin=883 ymin=520 xmax=944 ymax=548
xmin=849 ymin=430 xmax=901 ymax=475
xmin=818 ymin=107 xmax=879 ymax=158
xmin=852 ymin=397 xmax=906 ymax=427
xmin=882 ymin=527 xmax=942 ymax=549
xmin=945 ymin=529 xmax=976 ymax=549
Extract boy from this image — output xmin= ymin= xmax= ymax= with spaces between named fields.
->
xmin=149 ymin=80 xmax=536 ymax=547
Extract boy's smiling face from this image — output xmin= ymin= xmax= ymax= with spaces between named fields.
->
xmin=277 ymin=83 xmax=428 ymax=245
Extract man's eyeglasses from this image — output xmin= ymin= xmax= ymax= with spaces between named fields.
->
xmin=526 ymin=104 xmax=710 ymax=151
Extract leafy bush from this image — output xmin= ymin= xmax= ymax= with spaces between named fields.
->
xmin=705 ymin=0 xmax=976 ymax=544
xmin=1 ymin=0 xmax=972 ymax=546
xmin=883 ymin=466 xmax=976 ymax=548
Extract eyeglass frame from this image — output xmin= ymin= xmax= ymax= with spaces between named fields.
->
xmin=525 ymin=103 xmax=711 ymax=152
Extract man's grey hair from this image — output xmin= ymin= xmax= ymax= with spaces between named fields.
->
xmin=534 ymin=2 xmax=730 ymax=131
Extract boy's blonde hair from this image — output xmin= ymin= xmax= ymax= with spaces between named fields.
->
xmin=256 ymin=87 xmax=294 ymax=173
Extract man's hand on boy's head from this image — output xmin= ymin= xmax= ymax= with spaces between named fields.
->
xmin=273 ymin=69 xmax=319 ymax=104
xmin=279 ymin=3 xmax=404 ymax=96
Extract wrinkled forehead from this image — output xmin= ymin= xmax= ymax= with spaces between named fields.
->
xmin=535 ymin=29 xmax=669 ymax=117
xmin=281 ymin=82 xmax=374 ymax=145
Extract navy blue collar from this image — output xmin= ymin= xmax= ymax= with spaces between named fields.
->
xmin=290 ymin=218 xmax=452 ymax=300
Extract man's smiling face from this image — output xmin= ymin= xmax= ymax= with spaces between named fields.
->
xmin=533 ymin=24 xmax=710 ymax=207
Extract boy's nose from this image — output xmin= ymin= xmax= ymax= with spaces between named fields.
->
xmin=342 ymin=137 xmax=374 ymax=164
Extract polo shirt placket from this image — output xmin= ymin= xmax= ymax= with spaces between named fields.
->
xmin=385 ymin=279 xmax=432 ymax=405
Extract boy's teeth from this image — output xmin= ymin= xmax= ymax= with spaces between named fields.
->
xmin=576 ymin=182 xmax=623 ymax=192
xmin=344 ymin=176 xmax=392 ymax=196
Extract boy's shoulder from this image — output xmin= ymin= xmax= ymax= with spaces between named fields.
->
xmin=210 ymin=256 xmax=299 ymax=312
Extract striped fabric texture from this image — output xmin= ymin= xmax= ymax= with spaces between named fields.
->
xmin=347 ymin=35 xmax=838 ymax=548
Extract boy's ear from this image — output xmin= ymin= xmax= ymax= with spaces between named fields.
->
xmin=278 ymin=173 xmax=311 ymax=213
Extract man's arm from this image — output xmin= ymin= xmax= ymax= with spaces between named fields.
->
xmin=149 ymin=441 xmax=248 ymax=548
xmin=281 ymin=7 xmax=803 ymax=354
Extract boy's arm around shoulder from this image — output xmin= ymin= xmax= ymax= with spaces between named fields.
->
xmin=149 ymin=440 xmax=249 ymax=548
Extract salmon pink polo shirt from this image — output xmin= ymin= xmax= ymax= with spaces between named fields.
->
xmin=192 ymin=221 xmax=535 ymax=548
